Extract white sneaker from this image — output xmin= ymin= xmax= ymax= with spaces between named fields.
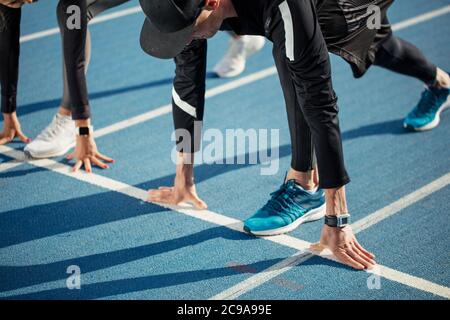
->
xmin=24 ymin=113 xmax=76 ymax=158
xmin=213 ymin=35 xmax=266 ymax=78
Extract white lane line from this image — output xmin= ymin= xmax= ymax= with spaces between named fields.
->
xmin=211 ymin=173 xmax=450 ymax=300
xmin=0 ymin=146 xmax=25 ymax=160
xmin=0 ymin=160 xmax=24 ymax=173
xmin=0 ymin=148 xmax=26 ymax=173
xmin=93 ymin=67 xmax=277 ymax=138
xmin=6 ymin=4 xmax=449 ymax=299
xmin=1 ymin=144 xmax=449 ymax=299
xmin=0 ymin=144 xmax=244 ymax=230
xmin=352 ymin=172 xmax=450 ymax=233
xmin=19 ymin=6 xmax=142 ymax=43
xmin=94 ymin=104 xmax=171 ymax=138
xmin=379 ymin=265 xmax=450 ymax=299
xmin=212 ymin=251 xmax=313 ymax=301
xmin=213 ymin=251 xmax=450 ymax=300
xmin=20 ymin=28 xmax=60 ymax=44
xmin=392 ymin=5 xmax=450 ymax=31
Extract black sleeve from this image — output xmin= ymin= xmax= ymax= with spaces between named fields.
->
xmin=57 ymin=0 xmax=91 ymax=120
xmin=0 ymin=4 xmax=21 ymax=114
xmin=172 ymin=39 xmax=207 ymax=153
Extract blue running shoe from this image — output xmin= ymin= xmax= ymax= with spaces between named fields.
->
xmin=404 ymin=85 xmax=450 ymax=131
xmin=243 ymin=180 xmax=326 ymax=236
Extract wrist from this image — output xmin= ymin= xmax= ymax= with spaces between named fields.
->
xmin=175 ymin=153 xmax=195 ymax=185
xmin=2 ymin=112 xmax=13 ymax=119
xmin=325 ymin=187 xmax=348 ymax=216
xmin=324 ymin=213 xmax=351 ymax=228
xmin=75 ymin=119 xmax=91 ymax=127
xmin=325 ymin=212 xmax=349 ymax=216
xmin=176 ymin=165 xmax=194 ymax=183
xmin=75 ymin=120 xmax=93 ymax=137
xmin=2 ymin=111 xmax=16 ymax=124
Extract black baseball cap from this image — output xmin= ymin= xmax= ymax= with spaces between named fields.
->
xmin=139 ymin=0 xmax=206 ymax=59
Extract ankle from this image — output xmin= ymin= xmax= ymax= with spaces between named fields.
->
xmin=434 ymin=68 xmax=450 ymax=89
xmin=286 ymin=169 xmax=318 ymax=190
xmin=58 ymin=106 xmax=71 ymax=117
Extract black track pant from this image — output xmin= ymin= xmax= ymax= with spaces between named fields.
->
xmin=271 ymin=0 xmax=350 ymax=189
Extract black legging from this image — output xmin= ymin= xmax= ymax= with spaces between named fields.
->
xmin=56 ymin=0 xmax=91 ymax=120
xmin=0 ymin=5 xmax=20 ymax=114
xmin=60 ymin=0 xmax=130 ymax=112
xmin=0 ymin=0 xmax=130 ymax=117
xmin=373 ymin=34 xmax=437 ymax=86
xmin=289 ymin=32 xmax=438 ymax=173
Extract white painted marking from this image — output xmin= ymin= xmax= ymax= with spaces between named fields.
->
xmin=20 ymin=6 xmax=142 ymax=43
xmin=5 ymin=5 xmax=450 ymax=300
xmin=0 ymin=144 xmax=448 ymax=299
xmin=0 ymin=160 xmax=24 ymax=173
xmin=211 ymin=173 xmax=450 ymax=300
xmin=392 ymin=5 xmax=450 ymax=31
xmin=94 ymin=67 xmax=277 ymax=138
xmin=211 ymin=252 xmax=312 ymax=300
xmin=352 ymin=172 xmax=450 ymax=234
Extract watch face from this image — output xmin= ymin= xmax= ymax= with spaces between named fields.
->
xmin=337 ymin=215 xmax=350 ymax=227
xmin=79 ymin=127 xmax=90 ymax=135
xmin=326 ymin=215 xmax=350 ymax=227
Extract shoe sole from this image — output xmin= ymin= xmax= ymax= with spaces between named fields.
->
xmin=404 ymin=94 xmax=450 ymax=132
xmin=24 ymin=142 xmax=75 ymax=159
xmin=244 ymin=202 xmax=326 ymax=237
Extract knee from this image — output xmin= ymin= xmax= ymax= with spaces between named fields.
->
xmin=375 ymin=35 xmax=404 ymax=64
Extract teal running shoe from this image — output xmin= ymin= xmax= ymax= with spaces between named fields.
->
xmin=404 ymin=85 xmax=450 ymax=131
xmin=243 ymin=179 xmax=326 ymax=236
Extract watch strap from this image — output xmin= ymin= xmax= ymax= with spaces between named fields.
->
xmin=324 ymin=214 xmax=351 ymax=228
xmin=76 ymin=125 xmax=93 ymax=136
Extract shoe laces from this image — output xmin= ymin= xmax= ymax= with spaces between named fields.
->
xmin=262 ymin=181 xmax=304 ymax=218
xmin=36 ymin=115 xmax=70 ymax=141
xmin=415 ymin=88 xmax=439 ymax=115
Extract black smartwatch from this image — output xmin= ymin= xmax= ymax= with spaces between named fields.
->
xmin=76 ymin=126 xmax=93 ymax=136
xmin=324 ymin=214 xmax=351 ymax=228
